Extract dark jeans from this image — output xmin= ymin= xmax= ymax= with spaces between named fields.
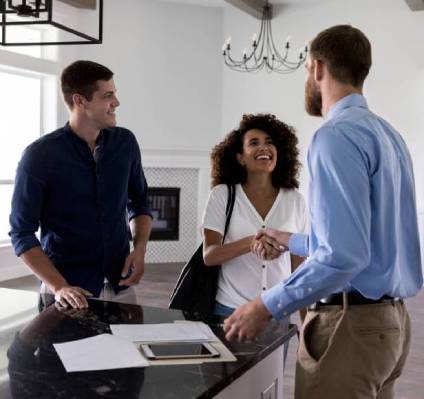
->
xmin=213 ymin=301 xmax=235 ymax=317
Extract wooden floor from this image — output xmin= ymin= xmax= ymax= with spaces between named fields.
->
xmin=2 ymin=263 xmax=424 ymax=398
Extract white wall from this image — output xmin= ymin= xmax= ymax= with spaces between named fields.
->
xmin=58 ymin=0 xmax=223 ymax=151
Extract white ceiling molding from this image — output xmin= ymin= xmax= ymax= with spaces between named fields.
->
xmin=224 ymin=0 xmax=266 ymax=19
xmin=405 ymin=0 xmax=424 ymax=10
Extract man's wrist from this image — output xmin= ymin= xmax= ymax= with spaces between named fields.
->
xmin=278 ymin=232 xmax=292 ymax=249
xmin=255 ymin=296 xmax=272 ymax=321
xmin=133 ymin=242 xmax=147 ymax=255
xmin=51 ymin=281 xmax=69 ymax=294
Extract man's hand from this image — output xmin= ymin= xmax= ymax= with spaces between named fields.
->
xmin=223 ymin=296 xmax=272 ymax=342
xmin=256 ymin=228 xmax=293 ymax=252
xmin=55 ymin=303 xmax=89 ymax=319
xmin=54 ymin=286 xmax=93 ymax=309
xmin=252 ymin=236 xmax=283 ymax=260
xmin=119 ymin=246 xmax=146 ymax=286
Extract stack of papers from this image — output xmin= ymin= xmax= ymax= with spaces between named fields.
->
xmin=53 ymin=334 xmax=149 ymax=372
xmin=109 ymin=322 xmax=216 ymax=343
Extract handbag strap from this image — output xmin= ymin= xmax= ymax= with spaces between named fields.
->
xmin=222 ymin=184 xmax=235 ymax=243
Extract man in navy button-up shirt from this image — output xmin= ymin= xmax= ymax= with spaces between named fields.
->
xmin=9 ymin=61 xmax=152 ymax=308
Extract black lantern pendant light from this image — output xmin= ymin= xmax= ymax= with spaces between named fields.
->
xmin=0 ymin=0 xmax=103 ymax=46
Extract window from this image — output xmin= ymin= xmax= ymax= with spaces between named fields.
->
xmin=0 ymin=21 xmax=57 ymax=60
xmin=0 ymin=69 xmax=44 ymax=243
xmin=1 ymin=25 xmax=42 ymax=58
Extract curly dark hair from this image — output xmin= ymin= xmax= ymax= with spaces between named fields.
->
xmin=211 ymin=113 xmax=300 ymax=189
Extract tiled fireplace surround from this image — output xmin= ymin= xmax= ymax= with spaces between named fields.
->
xmin=143 ymin=148 xmax=211 ymax=263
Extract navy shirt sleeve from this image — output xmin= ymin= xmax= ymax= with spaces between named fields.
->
xmin=127 ymin=134 xmax=152 ymax=220
xmin=9 ymin=144 xmax=45 ymax=256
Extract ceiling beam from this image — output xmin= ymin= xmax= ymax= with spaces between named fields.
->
xmin=404 ymin=0 xmax=424 ymax=10
xmin=58 ymin=0 xmax=97 ymax=9
xmin=224 ymin=0 xmax=266 ymax=19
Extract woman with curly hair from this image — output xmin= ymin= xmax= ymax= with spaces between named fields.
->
xmin=201 ymin=113 xmax=308 ymax=317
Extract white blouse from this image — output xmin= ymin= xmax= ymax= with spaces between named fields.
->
xmin=201 ymin=184 xmax=309 ymax=309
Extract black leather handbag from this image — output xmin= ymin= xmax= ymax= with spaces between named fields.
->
xmin=169 ymin=184 xmax=236 ymax=320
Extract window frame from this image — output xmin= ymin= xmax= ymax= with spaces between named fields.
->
xmin=0 ymin=65 xmax=56 ymax=246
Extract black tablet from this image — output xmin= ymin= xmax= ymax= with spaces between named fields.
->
xmin=140 ymin=342 xmax=220 ymax=360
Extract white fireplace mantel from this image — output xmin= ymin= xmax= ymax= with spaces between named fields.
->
xmin=141 ymin=146 xmax=211 ymax=169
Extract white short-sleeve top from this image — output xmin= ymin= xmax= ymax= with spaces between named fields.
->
xmin=201 ymin=183 xmax=309 ymax=308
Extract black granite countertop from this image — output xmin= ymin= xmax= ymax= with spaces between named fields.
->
xmin=0 ymin=288 xmax=297 ymax=399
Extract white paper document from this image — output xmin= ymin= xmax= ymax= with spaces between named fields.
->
xmin=53 ymin=333 xmax=149 ymax=372
xmin=110 ymin=322 xmax=215 ymax=343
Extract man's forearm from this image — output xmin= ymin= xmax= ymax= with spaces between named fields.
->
xmin=130 ymin=214 xmax=152 ymax=253
xmin=20 ymin=247 xmax=68 ymax=293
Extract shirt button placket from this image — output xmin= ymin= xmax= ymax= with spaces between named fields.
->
xmin=261 ymin=224 xmax=267 ymax=291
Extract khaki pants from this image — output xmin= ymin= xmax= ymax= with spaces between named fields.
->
xmin=295 ymin=300 xmax=410 ymax=399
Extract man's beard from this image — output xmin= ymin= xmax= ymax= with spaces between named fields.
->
xmin=305 ymin=76 xmax=322 ymax=117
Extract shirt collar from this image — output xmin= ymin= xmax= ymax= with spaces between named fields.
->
xmin=64 ymin=122 xmax=105 ymax=146
xmin=326 ymin=93 xmax=368 ymax=121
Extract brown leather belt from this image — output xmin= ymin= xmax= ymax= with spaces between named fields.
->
xmin=309 ymin=291 xmax=403 ymax=310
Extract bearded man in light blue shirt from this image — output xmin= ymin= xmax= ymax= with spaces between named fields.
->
xmin=223 ymin=25 xmax=422 ymax=399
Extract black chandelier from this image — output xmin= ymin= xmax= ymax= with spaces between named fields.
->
xmin=0 ymin=0 xmax=103 ymax=46
xmin=222 ymin=0 xmax=307 ymax=74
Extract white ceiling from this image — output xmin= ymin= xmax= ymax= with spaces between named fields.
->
xmin=158 ymin=0 xmax=321 ymax=7
xmin=158 ymin=0 xmax=225 ymax=6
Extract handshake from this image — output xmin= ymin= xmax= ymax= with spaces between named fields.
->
xmin=251 ymin=228 xmax=292 ymax=261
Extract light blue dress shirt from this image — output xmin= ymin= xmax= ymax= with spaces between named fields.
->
xmin=262 ymin=94 xmax=423 ymax=319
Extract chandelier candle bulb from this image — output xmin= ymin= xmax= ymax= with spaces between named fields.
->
xmin=285 ymin=36 xmax=291 ymax=48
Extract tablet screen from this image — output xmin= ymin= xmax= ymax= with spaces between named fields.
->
xmin=142 ymin=343 xmax=219 ymax=359
xmin=148 ymin=343 xmax=212 ymax=357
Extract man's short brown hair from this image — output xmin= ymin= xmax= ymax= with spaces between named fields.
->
xmin=310 ymin=25 xmax=372 ymax=87
xmin=61 ymin=60 xmax=114 ymax=108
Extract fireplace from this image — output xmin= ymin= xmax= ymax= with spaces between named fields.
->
xmin=142 ymin=160 xmax=209 ymax=264
xmin=147 ymin=187 xmax=180 ymax=241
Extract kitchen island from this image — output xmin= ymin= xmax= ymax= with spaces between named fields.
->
xmin=0 ymin=287 xmax=297 ymax=399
